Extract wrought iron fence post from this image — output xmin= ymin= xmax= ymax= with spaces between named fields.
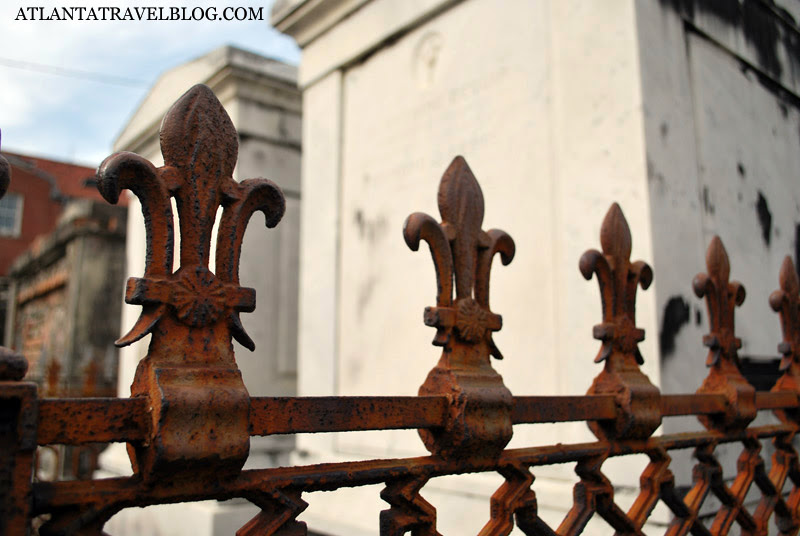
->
xmin=770 ymin=256 xmax=800 ymax=423
xmin=693 ymin=236 xmax=755 ymax=432
xmin=95 ymin=84 xmax=285 ymax=480
xmin=404 ymin=156 xmax=515 ymax=461
xmin=0 ymin=349 xmax=37 ymax=536
xmin=580 ymin=203 xmax=661 ymax=441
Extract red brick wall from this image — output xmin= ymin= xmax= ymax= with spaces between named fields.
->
xmin=0 ymin=164 xmax=63 ymax=275
xmin=0 ymin=153 xmax=109 ymax=276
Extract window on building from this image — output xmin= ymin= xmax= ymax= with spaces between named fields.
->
xmin=0 ymin=193 xmax=23 ymax=237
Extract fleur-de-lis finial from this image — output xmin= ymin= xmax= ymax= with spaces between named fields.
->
xmin=97 ymin=85 xmax=285 ymax=351
xmin=403 ymin=156 xmax=514 ymax=358
xmin=694 ymin=236 xmax=754 ymax=431
xmin=693 ymin=236 xmax=746 ymax=368
xmin=580 ymin=204 xmax=660 ymax=440
xmin=580 ymin=203 xmax=653 ymax=365
xmin=770 ymin=257 xmax=800 ymax=423
xmin=96 ymin=85 xmax=285 ymax=478
xmin=770 ymin=257 xmax=800 ymax=373
xmin=404 ymin=156 xmax=515 ymax=459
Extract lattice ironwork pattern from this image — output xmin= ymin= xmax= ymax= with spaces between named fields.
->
xmin=1 ymin=85 xmax=800 ymax=535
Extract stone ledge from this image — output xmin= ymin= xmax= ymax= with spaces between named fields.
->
xmin=273 ymin=0 xmax=463 ymax=88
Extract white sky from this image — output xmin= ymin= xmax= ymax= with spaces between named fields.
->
xmin=0 ymin=0 xmax=300 ymax=166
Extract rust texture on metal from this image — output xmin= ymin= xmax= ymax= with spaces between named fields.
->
xmin=580 ymin=203 xmax=660 ymax=440
xmin=249 ymin=396 xmax=450 ymax=435
xmin=95 ymin=84 xmax=285 ymax=481
xmin=36 ymin=398 xmax=148 ymax=445
xmin=694 ymin=236 xmax=756 ymax=432
xmin=404 ymin=155 xmax=515 ymax=460
xmin=28 ymin=422 xmax=796 ymax=508
xmin=0 ymin=375 xmax=37 ymax=536
xmin=3 ymin=85 xmax=800 ymax=535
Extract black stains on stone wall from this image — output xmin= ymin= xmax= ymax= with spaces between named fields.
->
xmin=353 ymin=208 xmax=389 ymax=249
xmin=702 ymin=186 xmax=715 ymax=214
xmin=658 ymin=0 xmax=795 ymax=80
xmin=739 ymin=61 xmax=800 ymax=116
xmin=647 ymin=157 xmax=666 ymax=187
xmin=742 ymin=1 xmax=782 ymax=78
xmin=756 ymin=190 xmax=772 ymax=246
xmin=657 ymin=0 xmax=696 ymax=18
xmin=660 ymin=296 xmax=691 ymax=358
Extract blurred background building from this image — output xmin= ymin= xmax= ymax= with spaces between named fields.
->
xmin=0 ymin=154 xmax=108 ymax=340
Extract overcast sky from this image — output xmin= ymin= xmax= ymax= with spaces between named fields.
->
xmin=0 ymin=0 xmax=300 ymax=167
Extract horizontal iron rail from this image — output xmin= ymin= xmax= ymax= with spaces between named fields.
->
xmin=33 ymin=423 xmax=797 ymax=515
xmin=37 ymin=398 xmax=149 ymax=445
xmin=34 ymin=392 xmax=800 ymax=446
xmin=249 ymin=396 xmax=449 ymax=434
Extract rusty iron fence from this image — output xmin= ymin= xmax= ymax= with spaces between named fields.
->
xmin=2 ymin=85 xmax=800 ymax=535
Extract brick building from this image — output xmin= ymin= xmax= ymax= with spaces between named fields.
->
xmin=0 ymin=152 xmax=128 ymax=480
xmin=0 ymin=151 xmax=129 ymax=383
xmin=0 ymin=152 xmax=113 ymax=275
xmin=0 ymin=153 xmax=127 ymax=342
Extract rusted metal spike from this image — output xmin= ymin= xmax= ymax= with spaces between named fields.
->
xmin=580 ymin=203 xmax=652 ymax=365
xmin=694 ymin=236 xmax=754 ymax=431
xmin=770 ymin=257 xmax=800 ymax=423
xmin=98 ymin=86 xmax=284 ymax=349
xmin=405 ymin=156 xmax=514 ymax=460
xmin=404 ymin=156 xmax=513 ymax=353
xmin=96 ymin=84 xmax=286 ymax=479
xmin=438 ymin=156 xmax=485 ymax=301
xmin=580 ymin=203 xmax=660 ymax=440
xmin=693 ymin=236 xmax=746 ymax=367
xmin=771 ymin=257 xmax=800 ymax=372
